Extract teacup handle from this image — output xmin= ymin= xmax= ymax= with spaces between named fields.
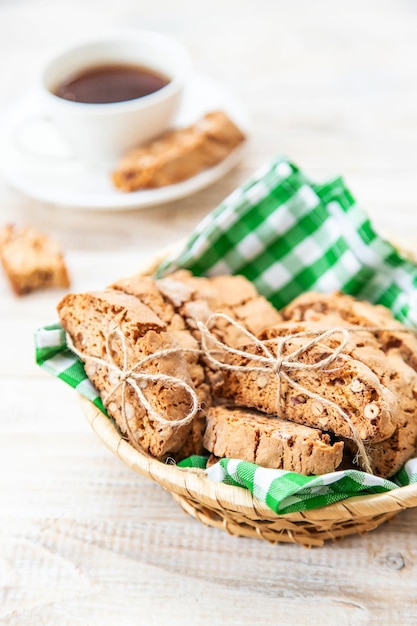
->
xmin=12 ymin=114 xmax=77 ymax=162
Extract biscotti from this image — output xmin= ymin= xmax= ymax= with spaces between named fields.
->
xmin=282 ymin=291 xmax=417 ymax=374
xmin=208 ymin=328 xmax=397 ymax=443
xmin=0 ymin=224 xmax=70 ymax=295
xmin=260 ymin=319 xmax=417 ymax=474
xmin=111 ymin=274 xmax=186 ymax=329
xmin=346 ymin=350 xmax=417 ymax=476
xmin=57 ymin=289 xmax=200 ymax=459
xmin=112 ymin=111 xmax=245 ymax=192
xmin=110 ymin=273 xmax=211 ymax=458
xmin=204 ymin=406 xmax=344 ymax=474
xmin=109 ymin=270 xmax=282 ymax=457
xmin=156 ymin=269 xmax=283 ymax=346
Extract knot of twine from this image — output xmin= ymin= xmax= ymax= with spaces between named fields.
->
xmin=196 ymin=313 xmax=375 ymax=474
xmin=66 ymin=325 xmax=199 ymax=450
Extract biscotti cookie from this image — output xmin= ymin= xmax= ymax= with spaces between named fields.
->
xmin=111 ymin=274 xmax=186 ymax=329
xmin=361 ymin=351 xmax=417 ymax=476
xmin=0 ymin=224 xmax=70 ymax=295
xmin=110 ymin=273 xmax=211 ymax=456
xmin=283 ymin=291 xmax=417 ymax=373
xmin=110 ymin=274 xmax=208 ymax=399
xmin=110 ymin=270 xmax=282 ymax=455
xmin=261 ymin=319 xmax=417 ymax=475
xmin=204 ymin=406 xmax=344 ymax=474
xmin=208 ymin=327 xmax=397 ymax=443
xmin=260 ymin=318 xmax=417 ymax=422
xmin=352 ymin=424 xmax=417 ymax=478
xmin=156 ymin=269 xmax=283 ymax=346
xmin=343 ymin=349 xmax=417 ymax=476
xmin=282 ymin=291 xmax=417 ymax=473
xmin=112 ymin=111 xmax=245 ymax=192
xmin=57 ymin=289 xmax=201 ymax=459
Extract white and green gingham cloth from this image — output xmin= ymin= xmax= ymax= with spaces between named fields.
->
xmin=35 ymin=155 xmax=417 ymax=514
xmin=157 ymin=156 xmax=417 ymax=326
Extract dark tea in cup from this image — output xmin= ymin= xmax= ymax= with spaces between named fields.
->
xmin=40 ymin=30 xmax=190 ymax=160
xmin=53 ymin=63 xmax=170 ymax=104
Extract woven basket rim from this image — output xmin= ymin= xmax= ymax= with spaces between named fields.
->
xmin=80 ymin=396 xmax=417 ymax=523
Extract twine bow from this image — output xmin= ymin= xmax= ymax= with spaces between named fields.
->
xmin=197 ymin=313 xmax=374 ymax=474
xmin=66 ymin=325 xmax=199 ymax=449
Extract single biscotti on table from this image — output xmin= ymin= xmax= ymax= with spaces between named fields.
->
xmin=0 ymin=224 xmax=70 ymax=295
xmin=112 ymin=111 xmax=246 ymax=192
xmin=204 ymin=406 xmax=344 ymax=474
xmin=57 ymin=289 xmax=202 ymax=459
xmin=209 ymin=328 xmax=397 ymax=443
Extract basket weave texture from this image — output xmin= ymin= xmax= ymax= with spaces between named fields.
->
xmin=81 ymin=397 xmax=417 ymax=547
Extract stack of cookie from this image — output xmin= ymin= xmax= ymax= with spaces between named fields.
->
xmin=57 ymin=270 xmax=281 ymax=460
xmin=57 ymin=273 xmax=417 ymax=478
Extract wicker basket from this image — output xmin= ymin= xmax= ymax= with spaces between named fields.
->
xmin=79 ymin=249 xmax=417 ymax=547
xmin=80 ymin=397 xmax=417 ymax=547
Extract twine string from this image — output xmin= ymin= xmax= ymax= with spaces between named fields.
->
xmin=66 ymin=326 xmax=200 ymax=442
xmin=197 ymin=313 xmax=373 ymax=474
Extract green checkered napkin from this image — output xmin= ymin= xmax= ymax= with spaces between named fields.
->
xmin=179 ymin=457 xmax=417 ymax=515
xmin=157 ymin=155 xmax=417 ymax=326
xmin=35 ymin=323 xmax=106 ymax=413
xmin=35 ymin=154 xmax=417 ymax=515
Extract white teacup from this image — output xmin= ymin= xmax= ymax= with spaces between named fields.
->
xmin=37 ymin=30 xmax=191 ymax=163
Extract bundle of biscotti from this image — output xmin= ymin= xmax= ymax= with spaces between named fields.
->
xmin=207 ymin=291 xmax=417 ymax=477
xmin=57 ymin=270 xmax=282 ymax=460
xmin=57 ymin=272 xmax=417 ymax=479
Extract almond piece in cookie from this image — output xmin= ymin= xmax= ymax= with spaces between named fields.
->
xmin=204 ymin=406 xmax=344 ymax=475
xmin=0 ymin=224 xmax=70 ymax=295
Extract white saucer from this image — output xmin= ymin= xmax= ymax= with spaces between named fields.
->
xmin=0 ymin=72 xmax=249 ymax=211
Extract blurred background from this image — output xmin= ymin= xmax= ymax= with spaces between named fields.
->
xmin=0 ymin=0 xmax=416 ymax=253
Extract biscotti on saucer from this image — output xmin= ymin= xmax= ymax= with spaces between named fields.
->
xmin=112 ymin=111 xmax=245 ymax=192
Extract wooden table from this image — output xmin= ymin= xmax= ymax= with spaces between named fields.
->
xmin=1 ymin=1 xmax=417 ymax=624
